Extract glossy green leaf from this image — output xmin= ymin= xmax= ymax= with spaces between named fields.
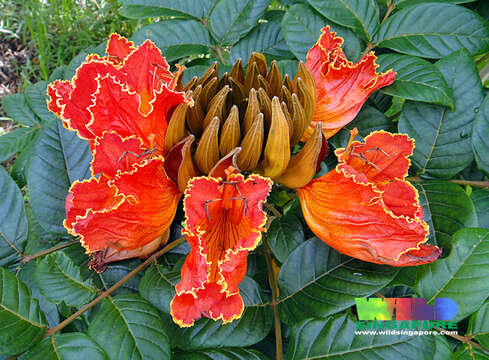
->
xmin=25 ymin=81 xmax=58 ymax=123
xmin=473 ymin=93 xmax=489 ymax=176
xmin=175 ymin=348 xmax=268 ymax=360
xmin=0 ymin=166 xmax=27 ymax=266
xmin=1 ymin=94 xmax=40 ymax=127
xmin=282 ymin=3 xmax=362 ymax=62
xmin=396 ymin=0 xmax=477 ymax=8
xmin=230 ymin=17 xmax=293 ymax=63
xmin=266 ymin=213 xmax=304 ymax=263
xmin=376 ymin=54 xmax=454 ymax=109
xmin=278 ymin=238 xmax=398 ymax=325
xmin=209 ymin=0 xmax=271 ymax=45
xmin=307 ymin=0 xmax=379 ymax=42
xmin=132 ymin=19 xmax=213 ymax=62
xmin=399 ymin=50 xmax=483 ymax=178
xmin=433 ymin=336 xmax=453 ymax=360
xmin=416 ymin=228 xmax=489 ymax=321
xmin=329 ymin=105 xmax=395 ymax=149
xmin=471 ymin=189 xmax=489 ymax=228
xmin=35 ymin=252 xmax=98 ymax=307
xmin=287 ymin=314 xmax=436 ymax=359
xmin=139 ymin=263 xmax=179 ymax=314
xmin=376 ymin=3 xmax=489 ymax=58
xmin=120 ymin=0 xmax=214 ymax=19
xmin=453 ymin=344 xmax=489 ymax=360
xmin=467 ymin=302 xmax=489 ymax=349
xmin=414 ymin=181 xmax=478 ymax=250
xmin=276 ymin=60 xmax=298 ymax=79
xmin=27 ymin=120 xmax=92 ymax=234
xmin=0 ymin=267 xmax=47 ymax=356
xmin=0 ymin=127 xmax=38 ymax=162
xmin=172 ymin=277 xmax=272 ymax=350
xmin=17 ymin=262 xmax=59 ymax=328
xmin=88 ymin=294 xmax=171 ymax=360
xmin=24 ymin=333 xmax=109 ymax=360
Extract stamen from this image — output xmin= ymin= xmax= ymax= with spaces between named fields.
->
xmin=364 ymin=147 xmax=390 ymax=158
xmin=345 ymin=128 xmax=359 ymax=158
xmin=350 ymin=152 xmax=381 ymax=171
xmin=228 ymin=196 xmax=248 ymax=216
xmin=205 ymin=199 xmax=223 ymax=221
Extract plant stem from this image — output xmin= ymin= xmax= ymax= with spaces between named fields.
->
xmin=20 ymin=240 xmax=79 ymax=264
xmin=264 ymin=202 xmax=282 ymax=217
xmin=382 ymin=1 xmax=395 ymax=23
xmin=407 ymin=177 xmax=489 ymax=189
xmin=215 ymin=46 xmax=226 ymax=65
xmin=263 ymin=239 xmax=283 ymax=360
xmin=44 ymin=236 xmax=186 ymax=337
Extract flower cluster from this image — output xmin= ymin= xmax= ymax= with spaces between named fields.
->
xmin=47 ymin=27 xmax=440 ymax=327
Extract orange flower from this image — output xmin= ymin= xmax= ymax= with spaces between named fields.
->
xmin=297 ymin=129 xmax=441 ymax=266
xmin=171 ymin=169 xmax=272 ymax=327
xmin=48 ymin=35 xmax=186 ymax=271
xmin=303 ymin=27 xmax=396 ymax=140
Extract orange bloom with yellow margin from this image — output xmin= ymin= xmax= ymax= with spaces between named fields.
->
xmin=297 ymin=129 xmax=441 ymax=266
xmin=303 ymin=26 xmax=396 ymax=140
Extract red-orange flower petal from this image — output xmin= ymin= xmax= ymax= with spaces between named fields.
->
xmin=297 ymin=130 xmax=440 ymax=266
xmin=71 ymin=158 xmax=181 ymax=253
xmin=106 ymin=33 xmax=135 ymax=62
xmin=304 ymin=26 xmax=396 ymax=139
xmin=336 ymin=131 xmax=414 ymax=184
xmin=91 ymin=132 xmax=146 ymax=178
xmin=87 ymin=74 xmax=186 ymax=151
xmin=171 ymin=173 xmax=272 ymax=327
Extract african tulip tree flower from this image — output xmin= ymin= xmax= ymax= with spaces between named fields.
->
xmin=46 ymin=30 xmax=439 ymax=328
xmin=303 ymin=26 xmax=396 ymax=140
xmin=297 ymin=129 xmax=441 ymax=266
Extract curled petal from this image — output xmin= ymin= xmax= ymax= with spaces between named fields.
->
xmin=297 ymin=169 xmax=440 ymax=266
xmin=171 ymin=173 xmax=272 ymax=326
xmin=92 ymin=132 xmax=146 ymax=178
xmin=72 ymin=158 xmax=181 ymax=253
xmin=106 ymin=33 xmax=135 ymax=63
xmin=336 ymin=131 xmax=414 ymax=184
xmin=88 ymin=74 xmax=187 ymax=151
xmin=304 ymin=26 xmax=396 ymax=139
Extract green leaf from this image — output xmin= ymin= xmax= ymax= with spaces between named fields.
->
xmin=131 ymin=19 xmax=213 ymax=62
xmin=35 ymin=252 xmax=98 ymax=307
xmin=278 ymin=238 xmax=398 ymax=325
xmin=0 ymin=267 xmax=47 ymax=356
xmin=416 ymin=228 xmax=489 ymax=322
xmin=88 ymin=294 xmax=171 ymax=360
xmin=473 ymin=93 xmax=489 ymax=176
xmin=399 ymin=50 xmax=483 ymax=178
xmin=433 ymin=336 xmax=452 ymax=360
xmin=172 ymin=277 xmax=272 ymax=350
xmin=24 ymin=333 xmax=109 ymax=360
xmin=376 ymin=3 xmax=489 ymax=58
xmin=10 ymin=132 xmax=39 ymax=189
xmin=0 ymin=166 xmax=27 ymax=266
xmin=287 ymin=314 xmax=436 ymax=359
xmin=0 ymin=127 xmax=38 ymax=162
xmin=209 ymin=0 xmax=271 ymax=45
xmin=454 ymin=344 xmax=489 ymax=360
xmin=1 ymin=94 xmax=40 ymax=127
xmin=467 ymin=301 xmax=489 ymax=349
xmin=276 ymin=60 xmax=299 ymax=79
xmin=27 ymin=120 xmax=92 ymax=234
xmin=329 ymin=105 xmax=395 ymax=149
xmin=376 ymin=54 xmax=454 ymax=109
xmin=175 ymin=348 xmax=268 ymax=360
xmin=120 ymin=0 xmax=214 ymax=20
xmin=267 ymin=214 xmax=304 ymax=263
xmin=139 ymin=263 xmax=179 ymax=314
xmin=471 ymin=189 xmax=489 ymax=228
xmin=282 ymin=3 xmax=362 ymax=62
xmin=25 ymin=81 xmax=58 ymax=123
xmin=307 ymin=0 xmax=379 ymax=42
xmin=17 ymin=262 xmax=59 ymax=328
xmin=414 ymin=181 xmax=478 ymax=250
xmin=396 ymin=0 xmax=477 ymax=9
xmin=230 ymin=18 xmax=293 ymax=63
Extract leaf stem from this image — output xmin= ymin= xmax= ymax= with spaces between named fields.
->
xmin=264 ymin=202 xmax=282 ymax=217
xmin=44 ymin=236 xmax=186 ymax=337
xmin=382 ymin=1 xmax=395 ymax=23
xmin=215 ymin=46 xmax=226 ymax=65
xmin=20 ymin=240 xmax=79 ymax=264
xmin=263 ymin=239 xmax=283 ymax=360
xmin=407 ymin=177 xmax=489 ymax=189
